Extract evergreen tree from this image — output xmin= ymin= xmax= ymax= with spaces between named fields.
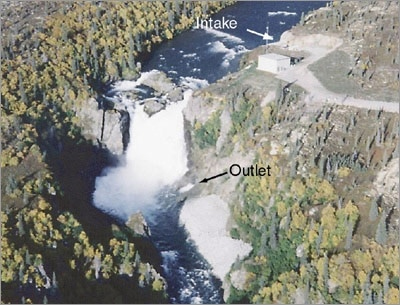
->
xmin=17 ymin=213 xmax=25 ymax=236
xmin=323 ymin=254 xmax=329 ymax=288
xmin=369 ymin=198 xmax=379 ymax=221
xmin=383 ymin=273 xmax=389 ymax=296
xmin=25 ymin=249 xmax=31 ymax=265
xmin=376 ymin=289 xmax=383 ymax=304
xmin=259 ymin=231 xmax=268 ymax=256
xmin=316 ymin=225 xmax=323 ymax=254
xmin=375 ymin=213 xmax=387 ymax=245
xmin=52 ymin=271 xmax=58 ymax=289
xmin=376 ymin=125 xmax=382 ymax=146
xmin=18 ymin=265 xmax=24 ymax=282
xmin=284 ymin=209 xmax=291 ymax=231
xmin=319 ymin=156 xmax=326 ymax=177
xmin=269 ymin=213 xmax=277 ymax=250
xmin=134 ymin=251 xmax=141 ymax=267
xmin=300 ymin=12 xmax=305 ymax=26
xmin=345 ymin=221 xmax=354 ymax=250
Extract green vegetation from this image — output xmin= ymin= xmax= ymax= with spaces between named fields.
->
xmin=225 ymin=96 xmax=400 ymax=303
xmin=1 ymin=1 xmax=234 ymax=303
xmin=2 ymin=202 xmax=167 ymax=303
xmin=191 ymin=63 xmax=399 ymax=303
xmin=193 ymin=111 xmax=221 ymax=149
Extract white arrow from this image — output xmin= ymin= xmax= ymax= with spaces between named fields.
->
xmin=246 ymin=28 xmax=273 ymax=41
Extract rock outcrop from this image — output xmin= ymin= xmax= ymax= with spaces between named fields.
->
xmin=75 ymin=71 xmax=185 ymax=155
xmin=126 ymin=212 xmax=151 ymax=237
xmin=75 ymin=97 xmax=128 ymax=155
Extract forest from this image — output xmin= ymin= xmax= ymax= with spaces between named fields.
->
xmin=191 ymin=2 xmax=399 ymax=301
xmin=193 ymin=77 xmax=399 ymax=304
xmin=1 ymin=1 xmax=233 ymax=303
xmin=1 ymin=0 xmax=399 ymax=303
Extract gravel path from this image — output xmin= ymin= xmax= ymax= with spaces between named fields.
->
xmin=274 ymin=34 xmax=399 ymax=113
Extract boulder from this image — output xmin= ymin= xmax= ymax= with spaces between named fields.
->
xmin=126 ymin=212 xmax=151 ymax=237
xmin=230 ymin=267 xmax=248 ymax=290
xmin=143 ymin=100 xmax=166 ymax=117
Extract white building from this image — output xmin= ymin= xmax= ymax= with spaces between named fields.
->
xmin=257 ymin=53 xmax=290 ymax=74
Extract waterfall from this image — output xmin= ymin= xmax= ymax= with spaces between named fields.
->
xmin=93 ymin=88 xmax=191 ymax=219
xmin=92 ymin=79 xmax=225 ymax=304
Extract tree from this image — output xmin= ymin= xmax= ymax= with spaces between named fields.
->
xmin=316 ymin=225 xmax=323 ymax=254
xmin=269 ymin=212 xmax=277 ymax=250
xmin=369 ymin=198 xmax=379 ymax=221
xmin=52 ymin=271 xmax=58 ymax=289
xmin=319 ymin=156 xmax=326 ymax=177
xmin=300 ymin=12 xmax=305 ymax=26
xmin=345 ymin=220 xmax=354 ymax=250
xmin=323 ymin=254 xmax=329 ymax=288
xmin=375 ymin=213 xmax=387 ymax=245
xmin=17 ymin=213 xmax=25 ymax=236
xmin=25 ymin=249 xmax=31 ymax=265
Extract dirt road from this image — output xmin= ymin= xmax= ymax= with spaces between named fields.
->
xmin=273 ymin=34 xmax=399 ymax=113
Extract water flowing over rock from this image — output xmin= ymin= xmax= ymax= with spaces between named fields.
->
xmin=93 ymin=88 xmax=190 ymax=219
xmin=74 ymin=71 xmax=187 ymax=156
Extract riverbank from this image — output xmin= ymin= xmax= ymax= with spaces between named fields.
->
xmin=1 ymin=1 xmax=234 ymax=303
xmin=180 ymin=195 xmax=252 ymax=281
xmin=179 ymin=1 xmax=399 ymax=303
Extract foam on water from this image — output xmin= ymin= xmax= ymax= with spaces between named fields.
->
xmin=111 ymin=70 xmax=159 ymax=92
xmin=208 ymin=41 xmax=248 ymax=67
xmin=202 ymin=27 xmax=244 ymax=44
xmin=268 ymin=10 xmax=297 ymax=16
xmin=161 ymin=250 xmax=179 ymax=276
xmin=178 ymin=183 xmax=194 ymax=193
xmin=209 ymin=41 xmax=234 ymax=56
xmin=183 ymin=53 xmax=198 ymax=59
xmin=93 ymin=86 xmax=191 ymax=219
xmin=179 ymin=77 xmax=209 ymax=90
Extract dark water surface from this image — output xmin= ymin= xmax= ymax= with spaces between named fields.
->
xmin=143 ymin=1 xmax=328 ymax=83
xmin=128 ymin=2 xmax=327 ymax=303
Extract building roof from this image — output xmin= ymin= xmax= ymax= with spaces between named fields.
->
xmin=259 ymin=53 xmax=290 ymax=61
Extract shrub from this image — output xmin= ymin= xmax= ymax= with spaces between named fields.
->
xmin=193 ymin=111 xmax=221 ymax=149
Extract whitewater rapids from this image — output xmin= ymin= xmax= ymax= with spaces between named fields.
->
xmin=93 ymin=88 xmax=191 ymax=219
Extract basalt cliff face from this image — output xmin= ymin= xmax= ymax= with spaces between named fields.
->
xmin=180 ymin=1 xmax=399 ymax=303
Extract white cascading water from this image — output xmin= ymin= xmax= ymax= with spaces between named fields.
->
xmin=93 ymin=86 xmax=191 ymax=219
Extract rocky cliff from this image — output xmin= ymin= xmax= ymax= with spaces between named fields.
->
xmin=180 ymin=1 xmax=399 ymax=303
xmin=1 ymin=0 xmax=236 ymax=302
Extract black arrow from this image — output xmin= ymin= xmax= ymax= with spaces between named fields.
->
xmin=199 ymin=171 xmax=228 ymax=183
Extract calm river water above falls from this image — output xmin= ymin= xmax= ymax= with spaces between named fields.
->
xmin=94 ymin=2 xmax=327 ymax=303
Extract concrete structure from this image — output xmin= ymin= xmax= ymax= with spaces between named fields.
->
xmin=257 ymin=53 xmax=290 ymax=74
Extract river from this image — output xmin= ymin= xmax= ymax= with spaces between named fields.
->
xmin=93 ymin=1 xmax=327 ymax=303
